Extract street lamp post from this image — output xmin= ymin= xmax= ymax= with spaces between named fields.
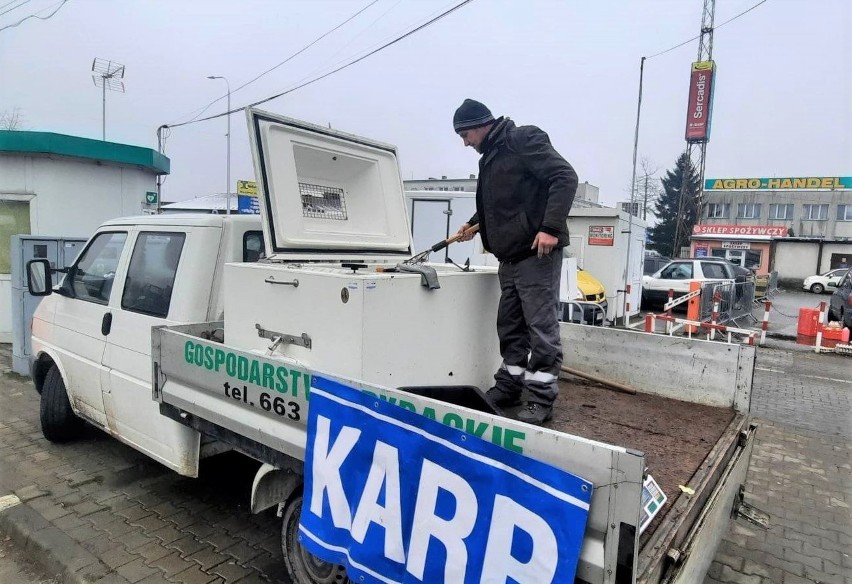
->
xmin=207 ymin=76 xmax=231 ymax=215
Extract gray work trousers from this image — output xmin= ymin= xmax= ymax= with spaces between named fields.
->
xmin=493 ymin=251 xmax=563 ymax=406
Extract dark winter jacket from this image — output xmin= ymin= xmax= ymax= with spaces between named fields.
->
xmin=468 ymin=118 xmax=578 ymax=263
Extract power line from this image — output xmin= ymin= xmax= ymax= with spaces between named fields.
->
xmin=646 ymin=0 xmax=769 ymax=60
xmin=0 ymin=0 xmax=31 ymax=18
xmin=0 ymin=0 xmax=66 ymax=32
xmin=164 ymin=0 xmax=475 ymax=131
xmin=171 ymin=0 xmax=380 ymax=126
xmin=292 ymin=0 xmax=452 ymax=89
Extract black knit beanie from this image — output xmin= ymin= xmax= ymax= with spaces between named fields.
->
xmin=453 ymin=99 xmax=495 ymax=132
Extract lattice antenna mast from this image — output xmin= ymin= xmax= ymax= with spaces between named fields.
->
xmin=92 ymin=58 xmax=126 ymax=141
xmin=673 ymin=0 xmax=716 ymax=257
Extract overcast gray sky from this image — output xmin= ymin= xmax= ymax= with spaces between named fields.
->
xmin=1 ymin=0 xmax=849 ymax=210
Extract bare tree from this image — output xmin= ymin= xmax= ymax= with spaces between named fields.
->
xmin=637 ymin=157 xmax=662 ymax=221
xmin=0 ymin=108 xmax=24 ymax=130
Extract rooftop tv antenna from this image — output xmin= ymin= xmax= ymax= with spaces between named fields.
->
xmin=91 ymin=58 xmax=125 ymax=141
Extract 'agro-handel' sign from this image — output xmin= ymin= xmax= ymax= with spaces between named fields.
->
xmin=705 ymin=177 xmax=852 ymax=190
xmin=300 ymin=376 xmax=593 ymax=584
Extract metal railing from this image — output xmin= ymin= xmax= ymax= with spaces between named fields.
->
xmin=560 ymin=301 xmax=606 ymax=326
xmin=699 ymin=281 xmax=757 ymax=325
xmin=754 ymin=271 xmax=779 ymax=300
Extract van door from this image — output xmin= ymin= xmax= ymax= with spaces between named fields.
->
xmin=101 ymin=228 xmax=219 ymax=476
xmin=52 ymin=231 xmax=129 ymax=427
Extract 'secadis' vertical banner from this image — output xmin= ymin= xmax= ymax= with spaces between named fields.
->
xmin=299 ymin=375 xmax=593 ymax=584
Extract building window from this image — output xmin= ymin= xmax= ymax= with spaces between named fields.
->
xmin=768 ymin=203 xmax=793 ymax=220
xmin=802 ymin=204 xmax=829 ymax=220
xmin=737 ymin=203 xmax=761 ymax=219
xmin=706 ymin=203 xmax=729 ymax=219
xmin=838 ymin=204 xmax=852 ymax=221
xmin=0 ymin=200 xmax=31 ymax=273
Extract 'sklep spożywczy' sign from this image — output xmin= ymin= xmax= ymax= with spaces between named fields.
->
xmin=693 ymin=224 xmax=789 ymax=237
xmin=300 ymin=376 xmax=593 ymax=584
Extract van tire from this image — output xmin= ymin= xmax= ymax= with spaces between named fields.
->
xmin=40 ymin=365 xmax=83 ymax=443
xmin=281 ymin=493 xmax=350 ymax=584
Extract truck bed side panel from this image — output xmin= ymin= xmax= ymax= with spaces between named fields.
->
xmin=561 ymin=324 xmax=754 ymax=412
xmin=153 ymin=324 xmax=644 ymax=584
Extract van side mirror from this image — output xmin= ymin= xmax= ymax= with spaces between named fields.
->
xmin=27 ymin=259 xmax=53 ymax=296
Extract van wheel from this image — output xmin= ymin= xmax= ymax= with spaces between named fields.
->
xmin=40 ymin=365 xmax=83 ymax=442
xmin=281 ymin=493 xmax=350 ymax=584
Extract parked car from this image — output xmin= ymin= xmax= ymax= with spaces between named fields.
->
xmin=561 ymin=268 xmax=607 ymax=325
xmin=643 ymin=253 xmax=671 ymax=276
xmin=803 ymin=268 xmax=848 ymax=294
xmin=716 ymin=259 xmax=755 ymax=283
xmin=828 ymin=268 xmax=852 ymax=328
xmin=642 ymin=258 xmax=736 ymax=308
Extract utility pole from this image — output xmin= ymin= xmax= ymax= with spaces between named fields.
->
xmin=208 ymin=76 xmax=232 ymax=215
xmin=673 ymin=0 xmax=716 ymax=257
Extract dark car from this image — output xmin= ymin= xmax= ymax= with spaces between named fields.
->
xmin=828 ymin=267 xmax=852 ymax=328
xmin=715 ymin=259 xmax=755 ymax=283
xmin=643 ymin=254 xmax=671 ymax=276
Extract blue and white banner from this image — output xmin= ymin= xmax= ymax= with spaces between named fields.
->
xmin=299 ymin=376 xmax=593 ymax=584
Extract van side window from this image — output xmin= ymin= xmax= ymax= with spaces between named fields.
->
xmin=121 ymin=232 xmax=185 ymax=318
xmin=69 ymin=232 xmax=128 ymax=304
xmin=243 ymin=231 xmax=264 ymax=262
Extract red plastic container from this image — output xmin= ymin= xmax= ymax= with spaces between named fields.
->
xmin=797 ymin=307 xmax=820 ymax=337
xmin=822 ymin=326 xmax=845 ymax=341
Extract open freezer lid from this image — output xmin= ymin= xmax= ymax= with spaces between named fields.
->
xmin=246 ymin=108 xmax=413 ymax=261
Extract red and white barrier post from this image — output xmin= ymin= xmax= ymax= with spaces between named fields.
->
xmin=710 ymin=291 xmax=721 ymax=341
xmin=666 ymin=289 xmax=674 ymax=334
xmin=623 ymin=284 xmax=631 ymax=328
xmin=760 ymin=300 xmax=771 ymax=345
xmin=814 ymin=301 xmax=826 ymax=353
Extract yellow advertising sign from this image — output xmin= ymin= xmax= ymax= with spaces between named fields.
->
xmin=237 ymin=180 xmax=258 ymax=196
xmin=692 ymin=60 xmax=714 ymax=71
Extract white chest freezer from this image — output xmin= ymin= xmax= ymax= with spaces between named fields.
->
xmin=228 ymin=109 xmax=502 ymax=391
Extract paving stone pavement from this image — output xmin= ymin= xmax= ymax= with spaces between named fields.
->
xmin=1 ymin=340 xmax=849 ymax=584
xmin=704 ymin=343 xmax=852 ymax=584
xmin=0 ymin=345 xmax=288 ymax=584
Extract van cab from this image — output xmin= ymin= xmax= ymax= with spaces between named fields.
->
xmin=26 ymin=214 xmax=262 ymax=475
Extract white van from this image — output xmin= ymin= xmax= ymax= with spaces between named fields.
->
xmin=28 ymin=213 xmax=262 ymax=473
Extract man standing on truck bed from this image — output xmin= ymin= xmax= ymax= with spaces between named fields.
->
xmin=453 ymin=98 xmax=578 ymax=425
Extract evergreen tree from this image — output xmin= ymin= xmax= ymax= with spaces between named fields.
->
xmin=647 ymin=152 xmax=700 ymax=257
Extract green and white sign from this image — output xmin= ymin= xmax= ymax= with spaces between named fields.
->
xmin=145 ymin=191 xmax=158 ymax=205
